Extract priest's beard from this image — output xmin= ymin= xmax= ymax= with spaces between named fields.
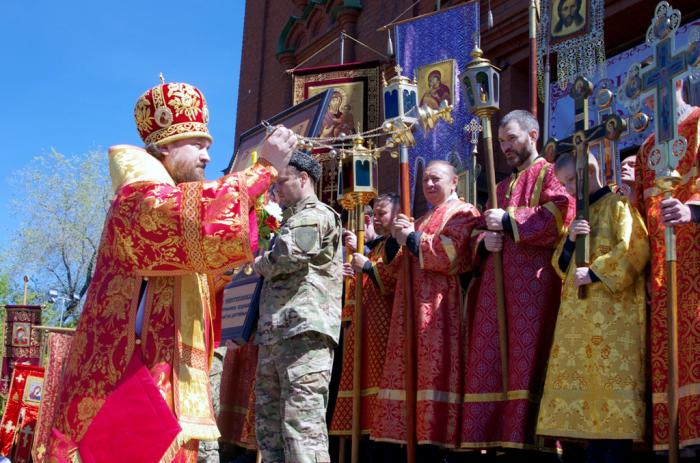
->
xmin=171 ymin=161 xmax=206 ymax=184
xmin=504 ymin=144 xmax=533 ymax=169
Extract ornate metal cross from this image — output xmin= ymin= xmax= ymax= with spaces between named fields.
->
xmin=463 ymin=117 xmax=483 ymax=205
xmin=545 ymin=76 xmax=626 ymax=297
xmin=618 ymin=2 xmax=700 ymax=179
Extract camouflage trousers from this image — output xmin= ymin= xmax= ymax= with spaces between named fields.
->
xmin=198 ymin=346 xmax=227 ymax=463
xmin=255 ymin=332 xmax=334 ymax=463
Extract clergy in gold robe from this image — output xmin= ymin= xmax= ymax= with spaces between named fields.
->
xmin=372 ymin=161 xmax=480 ymax=450
xmin=538 ymin=153 xmax=649 ymax=461
xmin=47 ymin=81 xmax=297 ymax=463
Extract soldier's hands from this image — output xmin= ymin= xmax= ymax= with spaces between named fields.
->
xmin=342 ymin=262 xmax=355 ymax=277
xmin=484 ymin=231 xmax=503 ymax=252
xmin=484 ymin=208 xmax=506 ymax=231
xmin=343 ymin=230 xmax=358 ymax=252
xmin=568 ymin=219 xmax=590 ymax=242
xmin=351 ymin=253 xmax=369 ymax=272
xmin=392 ymin=214 xmax=414 ymax=246
xmin=259 ymin=126 xmax=297 ymax=173
xmin=661 ymin=198 xmax=692 ymax=226
xmin=574 ymin=267 xmax=592 ymax=287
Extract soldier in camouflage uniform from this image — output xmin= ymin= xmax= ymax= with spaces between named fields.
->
xmin=253 ymin=151 xmax=342 ymax=463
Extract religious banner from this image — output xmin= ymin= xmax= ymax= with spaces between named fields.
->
xmin=393 ymin=1 xmax=479 ymax=215
xmin=31 ymin=332 xmax=73 ymax=463
xmin=292 ymin=61 xmax=381 ymax=208
xmin=226 ymin=89 xmax=332 ymax=173
xmin=537 ymin=0 xmax=607 ymax=92
xmin=549 ymin=19 xmax=700 ymax=151
xmin=1 ymin=305 xmax=42 ymax=395
xmin=0 ymin=364 xmax=44 ymax=461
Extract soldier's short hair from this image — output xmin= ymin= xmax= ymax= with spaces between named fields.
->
xmin=500 ymin=110 xmax=540 ymax=139
xmin=288 ymin=150 xmax=322 ymax=183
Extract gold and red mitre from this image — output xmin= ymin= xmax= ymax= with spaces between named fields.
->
xmin=134 ymin=81 xmax=212 ymax=146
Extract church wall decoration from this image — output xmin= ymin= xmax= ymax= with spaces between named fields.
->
xmin=292 ymin=61 xmax=381 ymax=208
xmin=393 ymin=1 xmax=479 ymax=215
xmin=549 ymin=19 xmax=700 ymax=152
xmin=1 ymin=305 xmax=42 ymax=396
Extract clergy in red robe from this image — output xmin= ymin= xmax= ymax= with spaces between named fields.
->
xmin=330 ymin=193 xmax=401 ymax=438
xmin=371 ymin=161 xmax=480 ymax=449
xmin=47 ymin=81 xmax=297 ymax=463
xmin=461 ymin=110 xmax=574 ymax=452
xmin=635 ymin=83 xmax=700 ymax=451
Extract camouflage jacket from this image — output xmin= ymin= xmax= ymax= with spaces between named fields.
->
xmin=253 ymin=193 xmax=343 ymax=346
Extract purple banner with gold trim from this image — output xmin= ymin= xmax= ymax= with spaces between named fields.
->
xmin=394 ymin=2 xmax=479 ymax=215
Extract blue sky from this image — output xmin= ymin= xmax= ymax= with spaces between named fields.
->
xmin=0 ymin=0 xmax=246 ymax=245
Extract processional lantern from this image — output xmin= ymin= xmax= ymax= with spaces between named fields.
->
xmin=337 ymin=136 xmax=379 ymax=210
xmin=382 ymin=65 xmax=418 ymax=125
xmin=459 ymin=44 xmax=509 ymax=397
xmin=459 ymin=45 xmax=501 ymax=118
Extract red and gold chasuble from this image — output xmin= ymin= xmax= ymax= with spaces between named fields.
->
xmin=218 ymin=343 xmax=258 ymax=449
xmin=635 ymin=108 xmax=700 ymax=450
xmin=461 ymin=158 xmax=574 ymax=450
xmin=371 ymin=200 xmax=480 ymax=448
xmin=330 ymin=238 xmax=400 ymax=436
xmin=47 ymin=146 xmax=275 ymax=463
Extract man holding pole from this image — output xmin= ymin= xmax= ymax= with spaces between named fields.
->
xmin=461 ymin=110 xmax=574 ymax=456
xmin=372 ymin=161 xmax=480 ymax=454
xmin=634 ymin=80 xmax=700 ymax=454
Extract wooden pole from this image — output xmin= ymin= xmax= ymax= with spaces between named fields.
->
xmin=528 ymin=0 xmax=538 ymax=118
xmin=400 ymin=144 xmax=417 ymax=463
xmin=339 ymin=206 xmax=355 ymax=463
xmin=22 ymin=275 xmax=29 ymax=305
xmin=481 ymin=116 xmax=509 ymax=395
xmin=256 ymin=450 xmax=262 ymax=463
xmin=351 ymin=204 xmax=366 ymax=463
xmin=661 ymin=183 xmax=680 ymax=463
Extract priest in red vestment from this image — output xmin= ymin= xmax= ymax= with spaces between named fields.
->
xmin=461 ymin=110 xmax=574 ymax=454
xmin=635 ymin=82 xmax=700 ymax=451
xmin=371 ymin=161 xmax=481 ymax=451
xmin=47 ymin=81 xmax=297 ymax=463
xmin=330 ymin=193 xmax=401 ymax=439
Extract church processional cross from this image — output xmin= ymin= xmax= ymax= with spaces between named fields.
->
xmin=617 ymin=3 xmax=700 ymax=461
xmin=463 ymin=118 xmax=483 ymax=205
xmin=544 ymin=76 xmax=626 ymax=298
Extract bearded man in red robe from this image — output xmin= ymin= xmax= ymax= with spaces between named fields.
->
xmin=461 ymin=110 xmax=574 ymax=458
xmin=47 ymin=81 xmax=297 ymax=463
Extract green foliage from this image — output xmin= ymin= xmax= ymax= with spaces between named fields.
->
xmin=5 ymin=149 xmax=111 ymax=325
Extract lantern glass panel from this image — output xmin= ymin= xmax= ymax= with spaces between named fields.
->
xmin=384 ymin=89 xmax=399 ymax=120
xmin=372 ymin=159 xmax=379 ymax=192
xmin=476 ymin=72 xmax=489 ymax=104
xmin=355 ymin=159 xmax=371 ymax=188
xmin=463 ymin=77 xmax=475 ymax=108
xmin=342 ymin=158 xmax=354 ymax=194
xmin=493 ymin=73 xmax=499 ymax=106
xmin=403 ymin=88 xmax=417 ymax=116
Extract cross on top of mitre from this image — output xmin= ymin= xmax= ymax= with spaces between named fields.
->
xmin=617 ymin=1 xmax=700 ymax=177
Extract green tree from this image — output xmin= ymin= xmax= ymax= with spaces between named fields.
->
xmin=5 ymin=149 xmax=111 ymax=325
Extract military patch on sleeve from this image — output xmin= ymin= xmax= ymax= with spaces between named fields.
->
xmin=293 ymin=225 xmax=318 ymax=253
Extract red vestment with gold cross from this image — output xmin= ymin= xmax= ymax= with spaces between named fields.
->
xmin=371 ymin=199 xmax=480 ymax=448
xmin=330 ymin=237 xmax=400 ymax=436
xmin=47 ymin=146 xmax=275 ymax=463
xmin=635 ymin=107 xmax=700 ymax=450
xmin=461 ymin=158 xmax=574 ymax=450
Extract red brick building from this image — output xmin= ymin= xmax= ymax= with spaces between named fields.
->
xmin=235 ymin=0 xmax=699 ymax=180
